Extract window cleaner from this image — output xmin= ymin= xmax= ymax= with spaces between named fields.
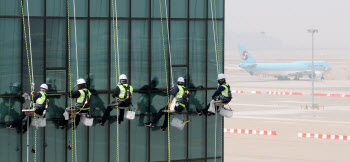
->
xmin=99 ymin=74 xmax=134 ymax=126
xmin=59 ymin=79 xmax=92 ymax=129
xmin=196 ymin=73 xmax=232 ymax=116
xmin=7 ymin=84 xmax=49 ymax=133
xmin=145 ymin=77 xmax=189 ymax=132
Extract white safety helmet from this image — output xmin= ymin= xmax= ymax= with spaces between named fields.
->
xmin=119 ymin=74 xmax=128 ymax=84
xmin=177 ymin=77 xmax=185 ymax=83
xmin=217 ymin=73 xmax=226 ymax=80
xmin=177 ymin=77 xmax=185 ymax=85
xmin=119 ymin=74 xmax=127 ymax=80
xmin=77 ymin=78 xmax=86 ymax=85
xmin=40 ymin=84 xmax=48 ymax=90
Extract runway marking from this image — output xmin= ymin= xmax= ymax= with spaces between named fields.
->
xmin=298 ymin=133 xmax=350 ymax=141
xmin=224 ymin=128 xmax=276 ymax=135
xmin=232 ymin=116 xmax=350 ymax=125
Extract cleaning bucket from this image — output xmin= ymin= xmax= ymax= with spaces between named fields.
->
xmin=124 ymin=111 xmax=135 ymax=120
xmin=170 ymin=118 xmax=190 ymax=130
xmin=81 ymin=115 xmax=93 ymax=126
xmin=31 ymin=117 xmax=46 ymax=127
xmin=219 ymin=107 xmax=233 ymax=118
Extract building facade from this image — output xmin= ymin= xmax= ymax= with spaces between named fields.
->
xmin=0 ymin=0 xmax=224 ymax=161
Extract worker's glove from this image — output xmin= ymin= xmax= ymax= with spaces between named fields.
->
xmin=22 ymin=93 xmax=31 ymax=101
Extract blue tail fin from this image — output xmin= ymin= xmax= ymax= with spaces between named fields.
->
xmin=238 ymin=44 xmax=256 ymax=63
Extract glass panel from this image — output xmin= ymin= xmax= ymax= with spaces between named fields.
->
xmin=24 ymin=0 xmax=44 ymax=16
xmin=109 ymin=117 xmax=129 ymax=162
xmin=0 ymin=97 xmax=21 ymax=123
xmin=131 ymin=20 xmax=149 ymax=89
xmin=206 ymin=89 xmax=223 ymax=159
xmin=207 ymin=20 xmax=223 ymax=87
xmin=46 ymin=70 xmax=66 ymax=93
xmin=132 ymin=92 xmax=149 ymax=115
xmin=150 ymin=125 xmax=167 ymax=162
xmin=151 ymin=20 xmax=169 ymax=89
xmin=151 ymin=0 xmax=169 ymax=18
xmin=46 ymin=19 xmax=66 ymax=68
xmin=46 ymin=0 xmax=66 ymax=17
xmin=45 ymin=121 xmax=65 ymax=162
xmin=67 ymin=126 xmax=88 ymax=162
xmin=90 ymin=0 xmax=109 ymax=17
xmin=131 ymin=0 xmax=149 ymax=18
xmin=22 ymin=127 xmax=44 ymax=162
xmin=188 ymin=90 xmax=206 ymax=159
xmin=70 ymin=20 xmax=88 ymax=82
xmin=207 ymin=0 xmax=223 ymax=18
xmin=46 ymin=95 xmax=65 ymax=119
xmin=189 ymin=0 xmax=206 ymax=18
xmin=206 ymin=113 xmax=223 ymax=159
xmin=0 ymin=0 xmax=21 ymax=16
xmin=89 ymin=121 xmax=109 ymax=161
xmin=170 ymin=113 xmax=187 ymax=160
xmin=172 ymin=67 xmax=187 ymax=88
xmin=189 ymin=114 xmax=206 ymax=159
xmin=150 ymin=93 xmax=167 ymax=114
xmin=0 ymin=125 xmax=21 ymax=161
xmin=110 ymin=20 xmax=129 ymax=89
xmin=170 ymin=0 xmax=188 ymax=18
xmin=90 ymin=20 xmax=108 ymax=91
xmin=189 ymin=21 xmax=206 ymax=88
xmin=130 ymin=116 xmax=149 ymax=161
xmin=23 ymin=19 xmax=44 ymax=92
xmin=69 ymin=0 xmax=88 ymax=17
xmin=110 ymin=0 xmax=130 ymax=18
xmin=0 ymin=18 xmax=21 ymax=95
xmin=90 ymin=94 xmax=108 ymax=117
xmin=170 ymin=20 xmax=187 ymax=65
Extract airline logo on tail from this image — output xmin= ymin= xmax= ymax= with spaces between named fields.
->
xmin=242 ymin=51 xmax=249 ymax=60
xmin=238 ymin=44 xmax=256 ymax=63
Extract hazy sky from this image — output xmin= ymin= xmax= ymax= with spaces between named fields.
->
xmin=225 ymin=0 xmax=350 ymax=49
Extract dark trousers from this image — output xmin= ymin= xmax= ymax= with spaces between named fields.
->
xmin=10 ymin=108 xmax=44 ymax=128
xmin=58 ymin=110 xmax=89 ymax=128
xmin=101 ymin=101 xmax=130 ymax=123
xmin=152 ymin=105 xmax=184 ymax=128
xmin=101 ymin=106 xmax=125 ymax=123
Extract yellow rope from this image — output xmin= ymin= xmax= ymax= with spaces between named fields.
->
xmin=67 ymin=0 xmax=74 ymax=161
xmin=111 ymin=0 xmax=119 ymax=161
xmin=20 ymin=0 xmax=36 ymax=161
xmin=158 ymin=0 xmax=170 ymax=161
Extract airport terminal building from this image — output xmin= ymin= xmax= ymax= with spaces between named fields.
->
xmin=0 ymin=0 xmax=224 ymax=161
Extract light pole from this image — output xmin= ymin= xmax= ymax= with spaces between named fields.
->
xmin=307 ymin=29 xmax=318 ymax=108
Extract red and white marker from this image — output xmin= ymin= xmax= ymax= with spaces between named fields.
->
xmin=224 ymin=128 xmax=276 ymax=136
xmin=232 ymin=90 xmax=244 ymax=93
xmin=298 ymin=133 xmax=350 ymax=140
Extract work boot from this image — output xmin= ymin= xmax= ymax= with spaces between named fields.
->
xmin=160 ymin=126 xmax=167 ymax=132
xmin=98 ymin=120 xmax=105 ymax=126
xmin=21 ymin=127 xmax=27 ymax=134
xmin=195 ymin=109 xmax=203 ymax=116
xmin=6 ymin=124 xmax=15 ymax=129
xmin=144 ymin=122 xmax=154 ymax=128
xmin=207 ymin=112 xmax=215 ymax=116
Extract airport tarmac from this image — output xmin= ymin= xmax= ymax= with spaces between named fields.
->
xmin=223 ymin=51 xmax=350 ymax=162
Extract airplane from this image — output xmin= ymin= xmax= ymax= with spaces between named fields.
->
xmin=238 ymin=44 xmax=332 ymax=80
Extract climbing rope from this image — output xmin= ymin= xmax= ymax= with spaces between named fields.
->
xmin=158 ymin=0 xmax=171 ymax=161
xmin=164 ymin=0 xmax=173 ymax=87
xmin=20 ymin=0 xmax=36 ymax=161
xmin=66 ymin=0 xmax=75 ymax=161
xmin=209 ymin=0 xmax=222 ymax=161
xmin=111 ymin=0 xmax=120 ymax=161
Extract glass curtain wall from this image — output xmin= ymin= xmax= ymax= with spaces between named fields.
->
xmin=0 ymin=0 xmax=224 ymax=161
